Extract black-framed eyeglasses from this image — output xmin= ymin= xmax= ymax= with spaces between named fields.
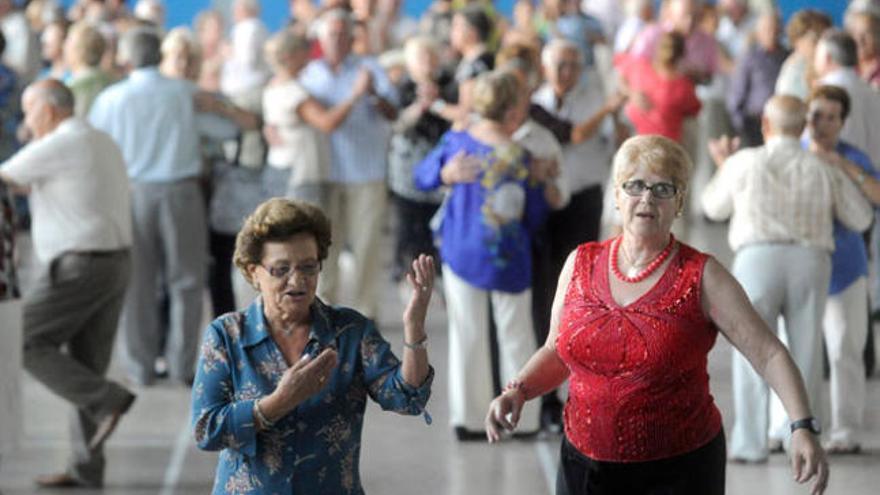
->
xmin=621 ymin=179 xmax=678 ymax=199
xmin=260 ymin=261 xmax=322 ymax=281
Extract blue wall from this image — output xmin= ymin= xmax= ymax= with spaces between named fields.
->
xmin=57 ymin=1 xmax=849 ymax=32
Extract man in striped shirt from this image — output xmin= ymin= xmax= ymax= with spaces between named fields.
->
xmin=701 ymin=94 xmax=873 ymax=463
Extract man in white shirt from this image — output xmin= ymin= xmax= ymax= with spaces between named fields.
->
xmin=0 ymin=79 xmax=135 ymax=488
xmin=701 ymin=95 xmax=873 ymax=463
xmin=221 ymin=0 xmax=270 ymax=97
xmin=532 ymin=39 xmax=613 ymax=280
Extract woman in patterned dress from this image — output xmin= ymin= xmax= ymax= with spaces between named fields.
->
xmin=191 ymin=198 xmax=435 ymax=494
xmin=485 ymin=135 xmax=829 ymax=495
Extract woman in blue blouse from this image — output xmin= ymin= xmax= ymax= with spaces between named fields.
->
xmin=191 ymin=198 xmax=436 ymax=494
xmin=415 ymin=70 xmax=562 ymax=440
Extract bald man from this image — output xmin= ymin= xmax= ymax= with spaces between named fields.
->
xmin=701 ymin=95 xmax=873 ymax=462
xmin=0 ymin=79 xmax=135 ymax=488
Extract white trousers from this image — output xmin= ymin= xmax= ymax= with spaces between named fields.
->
xmin=729 ymin=244 xmax=829 ymax=461
xmin=823 ymin=277 xmax=868 ymax=445
xmin=769 ymin=277 xmax=870 ymax=446
xmin=443 ymin=265 xmax=540 ymax=432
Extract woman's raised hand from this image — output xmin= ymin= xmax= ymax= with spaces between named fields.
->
xmin=402 ymin=254 xmax=436 ymax=332
xmin=484 ymin=388 xmax=526 ymax=443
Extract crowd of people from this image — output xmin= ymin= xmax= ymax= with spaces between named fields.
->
xmin=0 ymin=0 xmax=878 ymax=493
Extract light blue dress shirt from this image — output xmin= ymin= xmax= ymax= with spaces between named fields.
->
xmin=299 ymin=55 xmax=398 ymax=184
xmin=89 ymin=68 xmax=236 ymax=182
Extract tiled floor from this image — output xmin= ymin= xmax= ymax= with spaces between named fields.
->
xmin=1 ymin=218 xmax=878 ymax=494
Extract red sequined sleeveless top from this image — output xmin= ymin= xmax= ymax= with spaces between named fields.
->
xmin=556 ymin=239 xmax=722 ymax=462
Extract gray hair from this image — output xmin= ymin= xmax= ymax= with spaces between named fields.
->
xmin=819 ymin=29 xmax=859 ymax=68
xmin=119 ymin=27 xmax=162 ymax=68
xmin=26 ymin=79 xmax=75 ymax=113
xmin=763 ymin=94 xmax=807 ymax=135
xmin=316 ymin=8 xmax=353 ymax=39
xmin=541 ymin=37 xmax=581 ymax=68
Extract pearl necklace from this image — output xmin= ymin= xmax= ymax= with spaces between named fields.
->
xmin=611 ymin=234 xmax=675 ymax=283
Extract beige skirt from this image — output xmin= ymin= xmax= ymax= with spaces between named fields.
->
xmin=0 ymin=298 xmax=22 ymax=455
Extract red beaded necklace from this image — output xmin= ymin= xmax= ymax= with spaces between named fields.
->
xmin=611 ymin=234 xmax=676 ymax=283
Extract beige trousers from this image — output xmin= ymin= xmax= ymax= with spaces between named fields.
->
xmin=318 ymin=181 xmax=388 ymax=319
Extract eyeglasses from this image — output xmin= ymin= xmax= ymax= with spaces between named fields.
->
xmin=621 ymin=180 xmax=678 ymax=199
xmin=260 ymin=261 xmax=322 ymax=281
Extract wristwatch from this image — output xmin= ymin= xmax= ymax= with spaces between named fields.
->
xmin=790 ymin=417 xmax=821 ymax=435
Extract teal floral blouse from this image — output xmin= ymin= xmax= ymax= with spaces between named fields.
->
xmin=191 ymin=297 xmax=434 ymax=494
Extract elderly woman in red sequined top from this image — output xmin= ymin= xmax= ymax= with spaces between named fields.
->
xmin=485 ymin=135 xmax=829 ymax=495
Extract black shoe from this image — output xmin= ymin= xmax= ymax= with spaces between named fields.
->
xmin=89 ymin=392 xmax=136 ymax=450
xmin=512 ymin=430 xmax=540 ymax=440
xmin=35 ymin=472 xmax=102 ymax=488
xmin=454 ymin=427 xmax=486 ymax=442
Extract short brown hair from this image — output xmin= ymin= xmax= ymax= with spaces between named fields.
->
xmin=472 ymin=70 xmax=521 ymax=122
xmin=654 ymin=32 xmax=686 ymax=67
xmin=68 ymin=22 xmax=106 ymax=67
xmin=264 ymin=30 xmax=310 ymax=72
xmin=810 ymin=84 xmax=851 ymax=120
xmin=786 ymin=9 xmax=832 ymax=45
xmin=495 ymin=41 xmax=541 ymax=88
xmin=234 ymin=199 xmax=333 ymax=284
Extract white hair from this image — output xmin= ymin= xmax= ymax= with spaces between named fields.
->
xmin=316 ymin=8 xmax=354 ymax=40
xmin=134 ymin=0 xmax=164 ymax=25
xmin=763 ymin=95 xmax=807 ymax=135
xmin=540 ymin=37 xmax=582 ymax=68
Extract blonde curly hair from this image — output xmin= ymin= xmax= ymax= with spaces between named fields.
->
xmin=233 ymin=198 xmax=332 ymax=284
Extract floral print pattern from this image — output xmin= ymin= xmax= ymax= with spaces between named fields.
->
xmin=191 ymin=297 xmax=433 ymax=494
xmin=0 ymin=182 xmax=17 ymax=302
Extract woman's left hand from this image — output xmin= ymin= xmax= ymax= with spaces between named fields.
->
xmin=789 ymin=430 xmax=829 ymax=495
xmin=402 ymin=254 xmax=436 ymax=332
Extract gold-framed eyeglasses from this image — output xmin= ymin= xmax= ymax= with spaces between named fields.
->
xmin=621 ymin=180 xmax=678 ymax=200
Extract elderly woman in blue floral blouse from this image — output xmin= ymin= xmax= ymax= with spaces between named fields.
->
xmin=191 ymin=198 xmax=436 ymax=494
